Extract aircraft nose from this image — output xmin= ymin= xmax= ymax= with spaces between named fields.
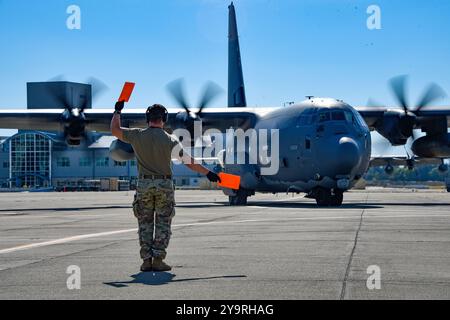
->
xmin=337 ymin=137 xmax=360 ymax=174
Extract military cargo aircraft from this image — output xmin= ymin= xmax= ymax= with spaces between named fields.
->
xmin=0 ymin=2 xmax=449 ymax=206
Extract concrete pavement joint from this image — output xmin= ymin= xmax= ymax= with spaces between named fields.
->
xmin=340 ymin=209 xmax=365 ymax=300
xmin=340 ymin=194 xmax=369 ymax=300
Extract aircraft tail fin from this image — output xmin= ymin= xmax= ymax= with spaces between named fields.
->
xmin=228 ymin=2 xmax=247 ymax=107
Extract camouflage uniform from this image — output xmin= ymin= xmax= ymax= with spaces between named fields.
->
xmin=122 ymin=126 xmax=182 ymax=261
xmin=133 ymin=178 xmax=176 ymax=260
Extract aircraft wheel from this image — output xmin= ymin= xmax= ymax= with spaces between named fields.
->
xmin=315 ymin=188 xmax=332 ymax=207
xmin=329 ymin=190 xmax=344 ymax=207
xmin=229 ymin=190 xmax=248 ymax=206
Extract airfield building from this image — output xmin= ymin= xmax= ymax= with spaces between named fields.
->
xmin=0 ymin=131 xmax=209 ymax=191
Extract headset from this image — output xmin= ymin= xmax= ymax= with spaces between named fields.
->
xmin=146 ymin=104 xmax=169 ymax=123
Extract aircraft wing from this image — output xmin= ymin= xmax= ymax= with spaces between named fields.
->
xmin=0 ymin=110 xmax=64 ymax=131
xmin=355 ymin=106 xmax=450 ymax=128
xmin=0 ymin=107 xmax=273 ymax=133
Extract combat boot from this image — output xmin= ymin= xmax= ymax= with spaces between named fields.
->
xmin=140 ymin=258 xmax=153 ymax=272
xmin=152 ymin=257 xmax=172 ymax=272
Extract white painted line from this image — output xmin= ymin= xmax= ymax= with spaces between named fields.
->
xmin=1 ymin=213 xmax=449 ymax=255
xmin=0 ymin=229 xmax=136 ymax=255
xmin=0 ymin=213 xmax=126 ymax=219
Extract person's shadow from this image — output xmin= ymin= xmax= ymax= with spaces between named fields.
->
xmin=104 ymin=272 xmax=246 ymax=288
xmin=104 ymin=272 xmax=175 ymax=287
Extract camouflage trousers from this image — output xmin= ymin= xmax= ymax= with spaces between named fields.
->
xmin=132 ymin=179 xmax=176 ymax=260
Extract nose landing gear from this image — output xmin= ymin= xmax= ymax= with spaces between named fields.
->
xmin=312 ymin=187 xmax=344 ymax=207
xmin=228 ymin=189 xmax=253 ymax=206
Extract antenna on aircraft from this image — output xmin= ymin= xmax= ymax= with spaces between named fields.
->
xmin=283 ymin=101 xmax=295 ymax=107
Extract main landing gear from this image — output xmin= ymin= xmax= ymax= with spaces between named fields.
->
xmin=311 ymin=187 xmax=344 ymax=207
xmin=228 ymin=189 xmax=250 ymax=206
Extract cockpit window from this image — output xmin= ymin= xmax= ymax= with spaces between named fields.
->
xmin=318 ymin=110 xmax=346 ymax=122
xmin=331 ymin=111 xmax=346 ymax=121
xmin=309 ymin=108 xmax=367 ymax=129
xmin=344 ymin=110 xmax=355 ymax=124
xmin=314 ymin=109 xmax=361 ymax=126
xmin=354 ymin=110 xmax=368 ymax=129
xmin=296 ymin=108 xmax=318 ymax=126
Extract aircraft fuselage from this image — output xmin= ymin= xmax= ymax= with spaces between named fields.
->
xmin=223 ymin=98 xmax=372 ymax=197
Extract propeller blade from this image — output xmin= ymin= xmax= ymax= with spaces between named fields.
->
xmin=415 ymin=83 xmax=447 ymax=112
xmin=197 ymin=81 xmax=223 ymax=117
xmin=47 ymin=74 xmax=71 ymax=109
xmin=166 ymin=78 xmax=190 ymax=114
xmin=389 ymin=75 xmax=410 ymax=113
xmin=87 ymin=77 xmax=108 ymax=100
xmin=81 ymin=77 xmax=109 ymax=111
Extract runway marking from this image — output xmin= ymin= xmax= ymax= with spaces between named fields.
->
xmin=0 ymin=213 xmax=25 ymax=216
xmin=1 ymin=213 xmax=449 ymax=255
xmin=246 ymin=206 xmax=271 ymax=209
xmin=0 ymin=229 xmax=137 ymax=255
xmin=0 ymin=213 xmax=129 ymax=220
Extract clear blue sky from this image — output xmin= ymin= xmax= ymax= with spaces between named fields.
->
xmin=0 ymin=0 xmax=449 ymax=135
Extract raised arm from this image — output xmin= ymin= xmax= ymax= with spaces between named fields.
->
xmin=110 ymin=101 xmax=125 ymax=141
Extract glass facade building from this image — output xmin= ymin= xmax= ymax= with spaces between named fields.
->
xmin=9 ymin=132 xmax=51 ymax=188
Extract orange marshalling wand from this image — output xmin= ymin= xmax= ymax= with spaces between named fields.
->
xmin=118 ymin=82 xmax=135 ymax=102
xmin=218 ymin=173 xmax=241 ymax=190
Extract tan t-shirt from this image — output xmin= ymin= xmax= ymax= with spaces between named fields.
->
xmin=122 ymin=127 xmax=183 ymax=176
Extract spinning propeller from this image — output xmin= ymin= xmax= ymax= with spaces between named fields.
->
xmin=47 ymin=75 xmax=108 ymax=144
xmin=166 ymin=78 xmax=223 ymax=127
xmin=371 ymin=75 xmax=447 ymax=140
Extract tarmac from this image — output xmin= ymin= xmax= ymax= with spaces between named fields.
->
xmin=0 ymin=188 xmax=450 ymax=300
